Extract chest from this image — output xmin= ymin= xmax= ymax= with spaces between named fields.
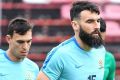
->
xmin=61 ymin=51 xmax=105 ymax=80
xmin=0 ymin=62 xmax=36 ymax=80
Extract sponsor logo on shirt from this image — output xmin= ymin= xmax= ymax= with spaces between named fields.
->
xmin=25 ymin=71 xmax=34 ymax=80
xmin=75 ymin=64 xmax=84 ymax=68
xmin=98 ymin=59 xmax=104 ymax=69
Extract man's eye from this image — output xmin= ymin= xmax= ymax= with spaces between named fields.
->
xmin=97 ymin=19 xmax=100 ymax=23
xmin=87 ymin=20 xmax=93 ymax=23
xmin=17 ymin=41 xmax=24 ymax=44
xmin=27 ymin=40 xmax=31 ymax=43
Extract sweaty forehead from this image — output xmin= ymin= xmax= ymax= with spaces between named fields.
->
xmin=79 ymin=10 xmax=100 ymax=21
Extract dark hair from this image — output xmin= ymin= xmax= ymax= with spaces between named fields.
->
xmin=100 ymin=18 xmax=106 ymax=32
xmin=70 ymin=1 xmax=100 ymax=21
xmin=7 ymin=17 xmax=33 ymax=37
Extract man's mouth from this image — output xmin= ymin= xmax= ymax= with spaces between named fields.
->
xmin=92 ymin=29 xmax=99 ymax=34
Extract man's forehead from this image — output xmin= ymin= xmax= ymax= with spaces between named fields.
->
xmin=15 ymin=38 xmax=32 ymax=43
xmin=12 ymin=33 xmax=32 ymax=40
xmin=79 ymin=10 xmax=100 ymax=20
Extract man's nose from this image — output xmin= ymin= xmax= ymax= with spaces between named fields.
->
xmin=22 ymin=42 xmax=28 ymax=49
xmin=94 ymin=22 xmax=100 ymax=29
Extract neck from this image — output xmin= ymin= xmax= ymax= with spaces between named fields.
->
xmin=6 ymin=49 xmax=22 ymax=62
xmin=74 ymin=35 xmax=91 ymax=51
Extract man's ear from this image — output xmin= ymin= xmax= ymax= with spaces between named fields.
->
xmin=71 ymin=21 xmax=79 ymax=31
xmin=6 ymin=35 xmax=12 ymax=44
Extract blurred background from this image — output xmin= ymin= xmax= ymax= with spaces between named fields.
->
xmin=0 ymin=0 xmax=120 ymax=79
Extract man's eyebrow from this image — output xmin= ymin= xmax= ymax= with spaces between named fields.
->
xmin=17 ymin=39 xmax=32 ymax=42
xmin=86 ymin=18 xmax=100 ymax=21
xmin=85 ymin=19 xmax=95 ymax=22
xmin=27 ymin=39 xmax=32 ymax=42
xmin=87 ymin=19 xmax=94 ymax=21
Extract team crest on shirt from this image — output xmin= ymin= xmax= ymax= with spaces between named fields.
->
xmin=25 ymin=71 xmax=34 ymax=80
xmin=98 ymin=59 xmax=104 ymax=69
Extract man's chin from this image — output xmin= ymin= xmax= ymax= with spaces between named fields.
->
xmin=92 ymin=35 xmax=101 ymax=40
xmin=19 ymin=55 xmax=26 ymax=60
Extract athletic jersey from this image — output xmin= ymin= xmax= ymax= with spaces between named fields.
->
xmin=0 ymin=49 xmax=5 ymax=53
xmin=103 ymin=51 xmax=116 ymax=80
xmin=0 ymin=51 xmax=39 ymax=80
xmin=41 ymin=37 xmax=115 ymax=80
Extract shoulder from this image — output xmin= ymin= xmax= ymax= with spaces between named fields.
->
xmin=105 ymin=51 xmax=116 ymax=66
xmin=53 ymin=37 xmax=75 ymax=53
xmin=0 ymin=49 xmax=6 ymax=58
xmin=42 ymin=38 xmax=75 ymax=69
xmin=105 ymin=51 xmax=115 ymax=60
xmin=47 ymin=37 xmax=75 ymax=59
xmin=0 ymin=49 xmax=5 ymax=54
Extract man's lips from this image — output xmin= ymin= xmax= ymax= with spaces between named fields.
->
xmin=21 ymin=51 xmax=27 ymax=53
xmin=20 ymin=51 xmax=28 ymax=55
xmin=92 ymin=30 xmax=99 ymax=34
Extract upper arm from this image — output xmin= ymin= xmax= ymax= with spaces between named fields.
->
xmin=109 ymin=54 xmax=116 ymax=80
xmin=107 ymin=52 xmax=116 ymax=80
xmin=38 ymin=48 xmax=64 ymax=80
xmin=37 ymin=71 xmax=49 ymax=80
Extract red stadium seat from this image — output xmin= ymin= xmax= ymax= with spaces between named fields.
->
xmin=115 ymin=74 xmax=120 ymax=80
xmin=51 ymin=0 xmax=73 ymax=3
xmin=100 ymin=8 xmax=106 ymax=18
xmin=114 ymin=53 xmax=120 ymax=60
xmin=104 ymin=4 xmax=120 ymax=20
xmin=27 ymin=53 xmax=47 ymax=61
xmin=116 ymin=61 xmax=120 ymax=69
xmin=106 ymin=21 xmax=120 ymax=37
xmin=61 ymin=4 xmax=71 ymax=19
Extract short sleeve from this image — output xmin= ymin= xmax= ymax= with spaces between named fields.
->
xmin=41 ymin=48 xmax=64 ymax=80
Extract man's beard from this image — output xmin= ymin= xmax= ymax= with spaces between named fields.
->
xmin=79 ymin=27 xmax=103 ymax=48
